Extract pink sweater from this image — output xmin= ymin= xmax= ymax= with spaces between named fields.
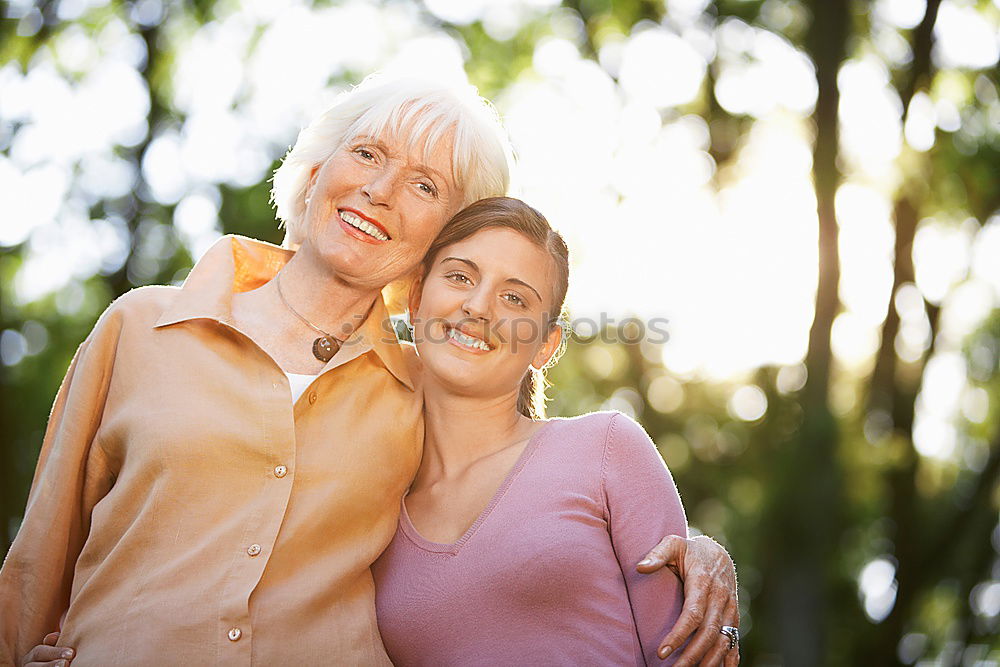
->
xmin=372 ymin=411 xmax=688 ymax=666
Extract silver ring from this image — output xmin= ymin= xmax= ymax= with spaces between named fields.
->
xmin=720 ymin=625 xmax=739 ymax=650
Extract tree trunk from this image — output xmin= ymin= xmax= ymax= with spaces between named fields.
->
xmin=864 ymin=2 xmax=942 ymax=662
xmin=765 ymin=0 xmax=849 ymax=663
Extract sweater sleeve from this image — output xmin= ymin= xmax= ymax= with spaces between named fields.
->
xmin=0 ymin=308 xmax=119 ymax=665
xmin=601 ymin=412 xmax=688 ymax=666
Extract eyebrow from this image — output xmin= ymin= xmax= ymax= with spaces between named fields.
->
xmin=440 ymin=256 xmax=543 ymax=302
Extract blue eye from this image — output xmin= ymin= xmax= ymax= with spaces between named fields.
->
xmin=446 ymin=272 xmax=471 ymax=284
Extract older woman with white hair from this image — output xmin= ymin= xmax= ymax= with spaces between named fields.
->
xmin=3 ymin=74 xmax=736 ymax=667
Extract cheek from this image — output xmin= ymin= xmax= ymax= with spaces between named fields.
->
xmin=413 ymin=288 xmax=449 ymax=334
xmin=412 ymin=222 xmax=445 ymax=252
xmin=506 ymin=317 xmax=547 ymax=356
xmin=413 ymin=318 xmax=436 ymax=350
xmin=408 ymin=202 xmax=453 ymax=245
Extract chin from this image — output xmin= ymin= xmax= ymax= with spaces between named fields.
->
xmin=424 ymin=351 xmax=519 ymax=397
xmin=312 ymin=243 xmax=382 ymax=284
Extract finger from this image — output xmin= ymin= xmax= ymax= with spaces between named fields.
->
xmin=637 ymin=534 xmax=686 ymax=575
xmin=42 ymin=633 xmax=60 ymax=647
xmin=724 ymin=634 xmax=740 ymax=667
xmin=23 ymin=646 xmax=72 ymax=664
xmin=669 ymin=584 xmax=729 ymax=667
xmin=670 ymin=617 xmax=721 ymax=667
xmin=656 ymin=556 xmax=717 ymax=656
xmin=656 ymin=584 xmax=707 ymax=660
xmin=724 ymin=603 xmax=741 ymax=667
xmin=22 ymin=644 xmax=74 ymax=667
xmin=25 ymin=661 xmax=69 ymax=667
xmin=699 ymin=598 xmax=739 ymax=667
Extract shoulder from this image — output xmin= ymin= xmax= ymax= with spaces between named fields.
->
xmin=106 ymin=285 xmax=180 ymax=316
xmin=58 ymin=287 xmax=180 ymax=381
xmin=603 ymin=412 xmax=661 ymax=466
xmin=558 ymin=411 xmax=661 ymax=473
xmin=86 ymin=286 xmax=181 ymax=345
xmin=100 ymin=285 xmax=179 ymax=325
xmin=542 ymin=410 xmax=612 ymax=443
xmin=548 ymin=411 xmax=651 ymax=444
xmin=541 ymin=411 xmax=654 ymax=460
xmin=605 ymin=411 xmax=656 ymax=449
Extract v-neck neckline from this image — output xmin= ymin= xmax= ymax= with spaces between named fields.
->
xmin=399 ymin=419 xmax=555 ymax=554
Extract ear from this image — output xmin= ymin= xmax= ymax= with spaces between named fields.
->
xmin=531 ymin=324 xmax=563 ymax=371
xmin=305 ymin=164 xmax=321 ymax=201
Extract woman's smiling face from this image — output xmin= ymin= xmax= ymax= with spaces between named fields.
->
xmin=300 ymin=129 xmax=464 ymax=290
xmin=412 ymin=226 xmax=563 ymax=400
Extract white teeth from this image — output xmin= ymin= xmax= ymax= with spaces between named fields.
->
xmin=448 ymin=327 xmax=492 ymax=351
xmin=339 ymin=211 xmax=389 ymax=241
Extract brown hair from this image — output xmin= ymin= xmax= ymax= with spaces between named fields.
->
xmin=421 ymin=197 xmax=570 ymax=419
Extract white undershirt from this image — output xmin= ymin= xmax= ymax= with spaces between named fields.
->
xmin=285 ymin=372 xmax=318 ymax=403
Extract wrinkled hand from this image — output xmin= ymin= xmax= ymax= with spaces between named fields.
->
xmin=21 ymin=632 xmax=74 ymax=667
xmin=638 ymin=534 xmax=739 ymax=666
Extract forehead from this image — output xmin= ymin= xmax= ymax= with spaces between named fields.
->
xmin=349 ymin=106 xmax=459 ymax=182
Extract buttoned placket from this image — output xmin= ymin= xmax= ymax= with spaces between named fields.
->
xmin=217 ymin=334 xmax=374 ymax=663
xmin=217 ymin=350 xmax=303 ymax=664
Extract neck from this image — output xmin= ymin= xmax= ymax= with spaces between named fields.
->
xmin=230 ymin=246 xmax=382 ymax=372
xmin=418 ymin=379 xmax=534 ymax=481
xmin=274 ymin=250 xmax=379 ymax=336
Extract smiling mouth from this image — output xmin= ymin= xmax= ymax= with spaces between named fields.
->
xmin=339 ymin=210 xmax=390 ymax=241
xmin=446 ymin=326 xmax=493 ymax=352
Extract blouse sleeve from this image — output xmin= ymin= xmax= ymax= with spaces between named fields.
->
xmin=601 ymin=412 xmax=688 ymax=666
xmin=0 ymin=308 xmax=119 ymax=664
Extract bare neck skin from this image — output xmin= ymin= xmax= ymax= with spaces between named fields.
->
xmin=416 ymin=378 xmax=541 ymax=486
xmin=230 ymin=247 xmax=379 ymax=374
xmin=405 ymin=376 xmax=545 ymax=543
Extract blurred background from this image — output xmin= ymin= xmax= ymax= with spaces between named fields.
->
xmin=1 ymin=0 xmax=999 ymax=664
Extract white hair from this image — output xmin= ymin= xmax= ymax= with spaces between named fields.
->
xmin=272 ymin=73 xmax=514 ymax=248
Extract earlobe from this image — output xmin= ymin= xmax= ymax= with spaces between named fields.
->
xmin=532 ymin=326 xmax=563 ymax=370
xmin=306 ymin=165 xmax=320 ymax=203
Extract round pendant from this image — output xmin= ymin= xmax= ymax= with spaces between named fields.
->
xmin=312 ymin=336 xmax=339 ymax=362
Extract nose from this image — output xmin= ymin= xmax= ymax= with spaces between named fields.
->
xmin=361 ymin=165 xmax=397 ymax=207
xmin=462 ymin=287 xmax=492 ymax=322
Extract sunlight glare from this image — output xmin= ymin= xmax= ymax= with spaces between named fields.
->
xmin=913 ymin=350 xmax=966 ymax=458
xmin=859 ymin=557 xmax=898 ymax=622
xmin=913 ymin=218 xmax=972 ymax=305
xmin=934 ymin=1 xmax=1000 ymax=70
xmin=714 ymin=24 xmax=816 ymax=117
xmin=728 ymin=385 xmax=768 ymax=421
xmin=874 ymin=0 xmax=927 ymax=30
xmin=838 ymin=58 xmax=903 ymax=176
xmin=836 ymin=183 xmax=895 ymax=328
xmin=174 ymin=190 xmax=223 ymax=259
xmin=971 ymin=216 xmax=1000 ymax=301
xmin=142 ymin=131 xmax=188 ymax=204
xmin=832 ymin=312 xmax=882 ymax=369
xmin=904 ymin=91 xmax=936 ymax=151
xmin=619 ymin=28 xmax=706 ymax=108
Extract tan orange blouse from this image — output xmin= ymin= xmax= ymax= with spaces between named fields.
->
xmin=0 ymin=236 xmax=423 ymax=666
